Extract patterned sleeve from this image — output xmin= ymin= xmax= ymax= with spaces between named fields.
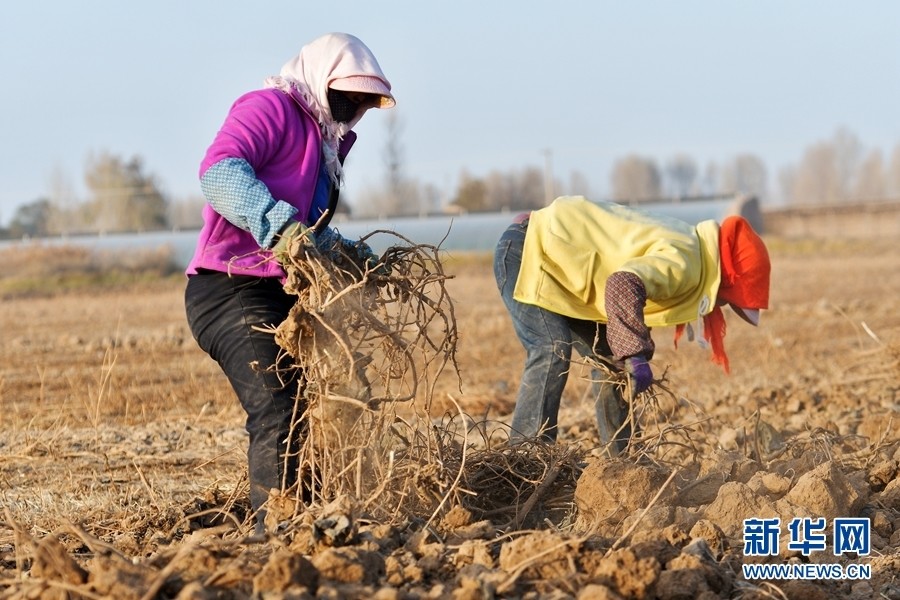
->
xmin=605 ymin=271 xmax=655 ymax=361
xmin=200 ymin=157 xmax=297 ymax=248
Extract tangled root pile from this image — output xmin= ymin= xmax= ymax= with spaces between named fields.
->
xmin=269 ymin=230 xmax=467 ymax=523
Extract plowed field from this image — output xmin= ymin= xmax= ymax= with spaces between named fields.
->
xmin=1 ymin=236 xmax=898 ymax=599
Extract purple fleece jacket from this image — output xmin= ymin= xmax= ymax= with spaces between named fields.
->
xmin=186 ymin=88 xmax=355 ymax=278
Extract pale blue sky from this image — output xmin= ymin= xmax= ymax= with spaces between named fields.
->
xmin=2 ymin=1 xmax=898 ymax=221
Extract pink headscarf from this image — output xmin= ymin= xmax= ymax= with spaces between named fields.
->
xmin=264 ymin=33 xmax=394 ymax=185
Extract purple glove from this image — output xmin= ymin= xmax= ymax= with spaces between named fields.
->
xmin=624 ymin=356 xmax=653 ymax=395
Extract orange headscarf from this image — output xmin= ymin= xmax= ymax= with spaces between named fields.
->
xmin=674 ymin=216 xmax=771 ymax=373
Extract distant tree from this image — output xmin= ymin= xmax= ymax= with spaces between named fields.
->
xmin=481 ymin=166 xmax=546 ymax=212
xmin=351 ymin=175 xmax=441 ymax=218
xmin=451 ymin=171 xmax=489 ymax=213
xmin=9 ymin=198 xmax=53 ymax=238
xmin=381 ymin=111 xmax=407 ymax=215
xmin=610 ymin=155 xmax=661 ymax=203
xmin=484 ymin=171 xmax=511 ymax=210
xmin=167 ymin=195 xmax=207 ymax=230
xmin=785 ymin=137 xmax=845 ymax=206
xmin=346 ymin=111 xmax=432 ymax=218
xmin=84 ymin=152 xmax=169 ymax=232
xmin=567 ymin=170 xmax=592 ymax=198
xmin=349 ymin=185 xmax=388 ymax=219
xmin=46 ymin=164 xmax=79 ymax=234
xmin=517 ymin=166 xmax=549 ymax=209
xmin=721 ymin=154 xmax=768 ymax=201
xmin=420 ymin=183 xmax=443 ymax=215
xmin=832 ymin=127 xmax=863 ymax=200
xmin=665 ymin=154 xmax=698 ymax=197
xmin=541 ymin=149 xmax=555 ymax=205
xmin=777 ymin=165 xmax=796 ymax=207
xmin=785 ymin=129 xmax=862 ymax=205
xmin=853 ymin=149 xmax=886 ymax=201
xmin=398 ymin=180 xmax=428 ymax=216
xmin=889 ymin=144 xmax=900 ymax=197
xmin=786 ymin=141 xmax=839 ymax=205
xmin=703 ymin=161 xmax=721 ymax=196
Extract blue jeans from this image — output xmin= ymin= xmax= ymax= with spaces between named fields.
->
xmin=185 ymin=271 xmax=303 ymax=530
xmin=493 ymin=222 xmax=631 ymax=452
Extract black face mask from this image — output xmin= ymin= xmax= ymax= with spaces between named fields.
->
xmin=327 ymin=88 xmax=360 ymax=123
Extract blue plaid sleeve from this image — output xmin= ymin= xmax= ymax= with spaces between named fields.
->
xmin=200 ymin=157 xmax=297 ymax=248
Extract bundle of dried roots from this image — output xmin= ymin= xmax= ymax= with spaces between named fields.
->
xmin=268 ymin=230 xmax=462 ymax=522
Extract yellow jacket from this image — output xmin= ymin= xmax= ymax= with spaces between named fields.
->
xmin=513 ymin=196 xmax=722 ymax=326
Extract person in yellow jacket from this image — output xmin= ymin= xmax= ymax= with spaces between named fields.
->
xmin=493 ymin=196 xmax=771 ymax=454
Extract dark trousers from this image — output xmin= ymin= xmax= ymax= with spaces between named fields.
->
xmin=493 ymin=222 xmax=631 ymax=452
xmin=185 ymin=271 xmax=302 ymax=528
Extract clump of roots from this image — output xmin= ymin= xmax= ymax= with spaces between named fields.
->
xmin=269 ymin=229 xmax=466 ymax=523
xmin=575 ymin=355 xmax=705 ymax=465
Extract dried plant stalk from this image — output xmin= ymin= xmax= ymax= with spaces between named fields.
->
xmin=269 ymin=230 xmax=461 ymax=521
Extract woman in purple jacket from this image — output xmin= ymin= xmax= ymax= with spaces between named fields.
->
xmin=184 ymin=33 xmax=395 ymax=533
